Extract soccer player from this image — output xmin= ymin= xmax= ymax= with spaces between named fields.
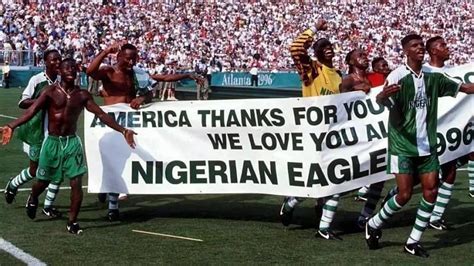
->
xmin=340 ymin=49 xmax=386 ymax=229
xmin=355 ymin=57 xmax=391 ymax=202
xmin=365 ymin=34 xmax=474 ymax=257
xmin=87 ymin=42 xmax=152 ymax=221
xmin=87 ymin=42 xmax=203 ymax=221
xmin=0 ymin=58 xmax=136 ymax=234
xmin=419 ymin=36 xmax=473 ymax=229
xmin=4 ymin=49 xmax=64 ymax=218
xmin=282 ymin=19 xmax=344 ymax=240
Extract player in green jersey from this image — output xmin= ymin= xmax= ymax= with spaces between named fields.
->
xmin=4 ymin=50 xmax=64 ymax=218
xmin=365 ymin=34 xmax=474 ymax=258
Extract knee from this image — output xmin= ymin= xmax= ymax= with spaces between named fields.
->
xmin=423 ymin=187 xmax=438 ymax=202
xmin=396 ymin=190 xmax=412 ymax=205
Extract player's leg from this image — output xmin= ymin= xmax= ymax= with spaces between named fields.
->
xmin=357 ymin=181 xmax=384 ymax=228
xmin=404 ymin=155 xmax=439 ymax=258
xmin=366 ymin=154 xmax=413 ymax=250
xmin=62 ymin=135 xmax=87 ymax=234
xmin=42 ymin=181 xmax=62 ymax=218
xmin=429 ymin=160 xmax=456 ymax=230
xmin=67 ymin=175 xmax=83 ymax=235
xmin=108 ymin=193 xmax=120 ymax=222
xmin=355 ymin=185 xmax=370 ymax=201
xmin=317 ymin=194 xmax=341 ymax=240
xmin=4 ymin=144 xmax=40 ymax=203
xmin=26 ymin=180 xmax=50 ymax=220
xmin=279 ymin=196 xmax=305 ymax=226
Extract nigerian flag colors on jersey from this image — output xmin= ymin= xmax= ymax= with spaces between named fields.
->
xmin=385 ymin=65 xmax=460 ymax=157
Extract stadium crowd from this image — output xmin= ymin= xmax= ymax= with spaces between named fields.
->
xmin=0 ymin=0 xmax=472 ymax=73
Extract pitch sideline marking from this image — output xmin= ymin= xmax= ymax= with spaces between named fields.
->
xmin=0 ymin=186 xmax=88 ymax=193
xmin=0 ymin=237 xmax=46 ymax=265
xmin=0 ymin=114 xmax=18 ymax=120
xmin=132 ymin=229 xmax=203 ymax=242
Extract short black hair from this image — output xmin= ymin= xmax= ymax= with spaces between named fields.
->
xmin=312 ymin=38 xmax=332 ymax=60
xmin=426 ymin=36 xmax=443 ymax=54
xmin=371 ymin=57 xmax=385 ymax=70
xmin=60 ymin=58 xmax=77 ymax=68
xmin=121 ymin=43 xmax=137 ymax=51
xmin=401 ymin=34 xmax=423 ymax=49
xmin=43 ymin=49 xmax=60 ymax=60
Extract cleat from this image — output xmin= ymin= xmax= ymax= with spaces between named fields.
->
xmin=357 ymin=216 xmax=369 ymax=230
xmin=365 ymin=222 xmax=382 ymax=250
xmin=354 ymin=195 xmax=367 ymax=202
xmin=67 ymin=222 xmax=83 ymax=235
xmin=469 ymin=191 xmax=474 ymax=198
xmin=25 ymin=194 xmax=38 ymax=220
xmin=316 ymin=229 xmax=342 ymax=240
xmin=279 ymin=197 xmax=294 ymax=227
xmin=404 ymin=242 xmax=429 ymax=258
xmin=429 ymin=219 xmax=451 ymax=231
xmin=108 ymin=209 xmax=120 ymax=222
xmin=4 ymin=178 xmax=17 ymax=204
xmin=42 ymin=207 xmax=62 ymax=218
xmin=98 ymin=193 xmax=107 ymax=203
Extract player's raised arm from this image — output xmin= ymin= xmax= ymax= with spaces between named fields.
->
xmin=84 ymin=92 xmax=136 ymax=148
xmin=289 ymin=19 xmax=327 ymax=81
xmin=86 ymin=42 xmax=123 ymax=80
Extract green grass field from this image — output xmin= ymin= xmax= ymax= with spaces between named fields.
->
xmin=0 ymin=88 xmax=473 ymax=265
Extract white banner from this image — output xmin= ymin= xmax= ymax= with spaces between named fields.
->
xmin=85 ymin=64 xmax=474 ymax=198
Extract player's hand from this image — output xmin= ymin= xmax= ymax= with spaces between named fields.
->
xmin=1 ymin=126 xmax=13 ymax=145
xmin=130 ymin=97 xmax=145 ymax=109
xmin=376 ymin=83 xmax=400 ymax=104
xmin=123 ymin=129 xmax=137 ymax=149
xmin=353 ymin=83 xmax=371 ymax=94
xmin=315 ymin=19 xmax=328 ymax=31
xmin=105 ymin=41 xmax=126 ymax=54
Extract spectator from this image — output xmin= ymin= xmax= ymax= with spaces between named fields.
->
xmin=2 ymin=60 xmax=10 ymax=88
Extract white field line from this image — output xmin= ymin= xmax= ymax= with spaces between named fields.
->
xmin=0 ymin=114 xmax=17 ymax=119
xmin=132 ymin=229 xmax=203 ymax=242
xmin=0 ymin=186 xmax=88 ymax=193
xmin=0 ymin=237 xmax=46 ymax=266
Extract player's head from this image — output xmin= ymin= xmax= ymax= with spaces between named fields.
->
xmin=43 ymin=49 xmax=61 ymax=73
xmin=426 ymin=36 xmax=450 ymax=61
xmin=117 ymin=43 xmax=138 ymax=71
xmin=371 ymin=57 xmax=390 ymax=76
xmin=345 ymin=49 xmax=369 ymax=73
xmin=59 ymin=58 xmax=78 ymax=82
xmin=401 ymin=34 xmax=424 ymax=62
xmin=313 ymin=38 xmax=334 ymax=63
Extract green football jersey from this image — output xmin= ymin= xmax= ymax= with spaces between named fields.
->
xmin=386 ymin=65 xmax=460 ymax=156
xmin=17 ymin=72 xmax=57 ymax=145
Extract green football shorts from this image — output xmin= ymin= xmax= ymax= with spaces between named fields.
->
xmin=387 ymin=153 xmax=439 ymax=174
xmin=28 ymin=143 xmax=42 ymax=162
xmin=37 ymin=135 xmax=87 ymax=183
